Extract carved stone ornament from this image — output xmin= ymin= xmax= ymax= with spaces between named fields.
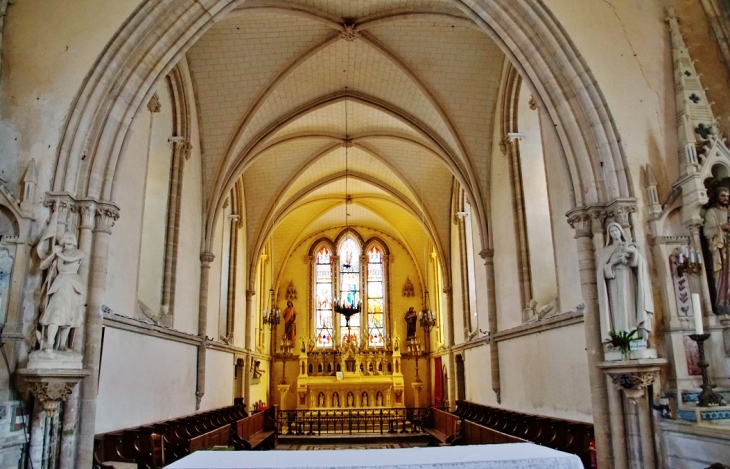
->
xmin=17 ymin=368 xmax=90 ymax=417
xmin=147 ymin=93 xmax=161 ymax=113
xmin=286 ymin=280 xmax=297 ymax=300
xmin=339 ymin=23 xmax=359 ymax=42
xmin=402 ymin=277 xmax=414 ymax=297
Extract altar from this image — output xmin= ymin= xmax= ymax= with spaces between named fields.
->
xmin=165 ymin=443 xmax=583 ymax=468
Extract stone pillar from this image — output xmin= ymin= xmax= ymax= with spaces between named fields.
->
xmin=412 ymin=381 xmax=423 ymax=408
xmin=566 ymin=207 xmax=613 ymax=469
xmin=59 ymin=199 xmax=96 ymax=469
xmin=245 ymin=289 xmax=256 ymax=410
xmin=277 ymin=383 xmax=290 ymax=411
xmin=76 ymin=202 xmax=119 ymax=469
xmin=196 ymin=252 xmax=215 ymax=409
xmin=480 ymin=249 xmax=500 ymax=403
xmin=598 ymin=360 xmax=667 ymax=469
xmin=442 ymin=287 xmax=456 ymax=410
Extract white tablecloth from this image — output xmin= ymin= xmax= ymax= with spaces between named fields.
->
xmin=165 ymin=443 xmax=583 ymax=469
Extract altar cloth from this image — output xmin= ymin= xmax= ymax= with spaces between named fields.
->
xmin=164 ymin=443 xmax=583 ymax=469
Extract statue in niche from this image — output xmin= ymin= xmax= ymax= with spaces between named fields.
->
xmin=405 ymin=307 xmax=417 ymax=339
xmin=282 ymin=300 xmax=297 ymax=341
xmin=38 ymin=232 xmax=85 ymax=351
xmin=597 ymin=222 xmax=654 ymax=341
xmin=703 ymin=186 xmax=730 ymax=314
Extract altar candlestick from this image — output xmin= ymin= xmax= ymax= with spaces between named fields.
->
xmin=692 ymin=293 xmax=704 ymax=334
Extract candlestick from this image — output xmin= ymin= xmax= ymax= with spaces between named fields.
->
xmin=692 ymin=293 xmax=703 ymax=334
xmin=689 ymin=334 xmax=726 ymax=407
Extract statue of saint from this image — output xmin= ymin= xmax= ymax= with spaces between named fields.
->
xmin=597 ymin=223 xmax=654 ymax=341
xmin=38 ymin=232 xmax=85 ymax=351
xmin=703 ymin=186 xmax=730 ymax=314
xmin=405 ymin=306 xmax=417 ymax=339
xmin=282 ymin=300 xmax=297 ymax=341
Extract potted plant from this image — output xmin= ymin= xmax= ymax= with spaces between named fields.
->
xmin=606 ymin=329 xmax=637 ymax=360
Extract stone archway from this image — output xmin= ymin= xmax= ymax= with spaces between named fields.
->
xmin=51 ymin=2 xmax=632 ymax=467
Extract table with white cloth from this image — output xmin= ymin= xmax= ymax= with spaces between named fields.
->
xmin=164 ymin=443 xmax=584 ymax=469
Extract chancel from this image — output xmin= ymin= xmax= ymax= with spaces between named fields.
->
xmin=1 ymin=1 xmax=730 ymax=469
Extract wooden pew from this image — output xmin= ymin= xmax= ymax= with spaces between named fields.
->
xmin=453 ymin=400 xmax=594 ymax=468
xmin=94 ymin=404 xmax=248 ymax=468
xmin=188 ymin=424 xmax=231 ymax=453
xmin=422 ymin=408 xmax=464 ymax=446
xmin=463 ymin=420 xmax=527 ymax=445
xmin=231 ymin=406 xmax=277 ymax=450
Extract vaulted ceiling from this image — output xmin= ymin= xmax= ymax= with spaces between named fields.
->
xmin=185 ymin=0 xmax=506 ymax=278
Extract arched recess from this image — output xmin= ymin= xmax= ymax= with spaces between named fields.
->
xmin=52 ymin=0 xmax=633 ymax=262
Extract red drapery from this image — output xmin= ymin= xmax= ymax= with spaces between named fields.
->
xmin=433 ymin=356 xmax=443 ymax=406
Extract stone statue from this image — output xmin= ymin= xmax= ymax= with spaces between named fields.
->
xmin=282 ymin=300 xmax=297 ymax=341
xmin=405 ymin=306 xmax=417 ymax=339
xmin=38 ymin=232 xmax=85 ymax=351
xmin=597 ymin=222 xmax=654 ymax=341
xmin=703 ymin=186 xmax=730 ymax=314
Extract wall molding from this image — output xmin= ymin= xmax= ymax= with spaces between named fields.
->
xmin=493 ymin=310 xmax=584 ymax=342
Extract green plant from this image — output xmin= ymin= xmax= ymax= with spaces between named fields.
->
xmin=606 ymin=329 xmax=638 ymax=358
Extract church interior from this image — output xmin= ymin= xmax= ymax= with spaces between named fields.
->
xmin=1 ymin=0 xmax=730 ymax=468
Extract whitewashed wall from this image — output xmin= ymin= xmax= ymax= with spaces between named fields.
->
xmin=96 ymin=328 xmax=197 ymax=433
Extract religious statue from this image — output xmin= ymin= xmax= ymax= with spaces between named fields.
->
xmin=597 ymin=222 xmax=654 ymax=341
xmin=703 ymin=186 xmax=730 ymax=314
xmin=282 ymin=300 xmax=297 ymax=341
xmin=405 ymin=306 xmax=417 ymax=339
xmin=38 ymin=232 xmax=85 ymax=351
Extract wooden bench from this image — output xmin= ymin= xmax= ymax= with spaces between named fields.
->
xmin=454 ymin=400 xmax=594 ymax=467
xmin=463 ymin=420 xmax=527 ymax=445
xmin=94 ymin=403 xmax=248 ymax=468
xmin=422 ymin=408 xmax=464 ymax=446
xmin=188 ymin=423 xmax=231 ymax=453
xmin=231 ymin=406 xmax=277 ymax=450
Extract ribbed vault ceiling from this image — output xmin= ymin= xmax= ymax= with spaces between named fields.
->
xmin=185 ymin=0 xmax=506 ymax=277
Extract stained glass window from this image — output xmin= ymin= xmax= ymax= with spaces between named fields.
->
xmin=367 ymin=246 xmax=385 ymax=347
xmin=339 ymin=237 xmax=360 ymax=345
xmin=315 ymin=246 xmax=333 ymax=348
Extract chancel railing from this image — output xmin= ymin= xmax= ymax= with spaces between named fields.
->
xmin=277 ymin=408 xmax=429 ymax=436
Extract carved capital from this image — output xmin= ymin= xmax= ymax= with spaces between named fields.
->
xmin=94 ymin=202 xmax=120 ymax=234
xmin=28 ymin=381 xmax=76 ymax=415
xmin=605 ymin=198 xmax=637 ymax=229
xmin=478 ymin=249 xmax=494 ymax=260
xmin=147 ymin=93 xmax=161 ymax=113
xmin=528 ymin=96 xmax=538 ymax=110
xmin=200 ymin=251 xmax=215 ymax=266
xmin=246 ymin=289 xmax=256 ymax=300
xmin=169 ymin=136 xmax=193 ymax=160
xmin=44 ymin=192 xmax=75 ymax=223
xmin=442 ymin=287 xmax=452 ymax=295
xmin=75 ymin=199 xmax=97 ymax=230
xmin=567 ymin=206 xmax=606 ymax=238
xmin=339 ymin=23 xmax=359 ymax=42
xmin=610 ymin=371 xmax=656 ymax=400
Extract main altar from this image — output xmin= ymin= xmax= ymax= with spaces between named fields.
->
xmin=292 ymin=337 xmax=406 ymax=410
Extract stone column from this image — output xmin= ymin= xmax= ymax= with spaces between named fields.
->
xmin=277 ymin=383 xmax=290 ymax=411
xmin=480 ymin=249 xmax=500 ymax=403
xmin=196 ymin=251 xmax=215 ymax=409
xmin=566 ymin=207 xmax=612 ymax=469
xmin=442 ymin=287 xmax=456 ymax=410
xmin=76 ymin=202 xmax=119 ymax=469
xmin=598 ymin=361 xmax=666 ymax=469
xmin=412 ymin=381 xmax=423 ymax=408
xmin=59 ymin=199 xmax=96 ymax=469
xmin=245 ymin=289 xmax=256 ymax=410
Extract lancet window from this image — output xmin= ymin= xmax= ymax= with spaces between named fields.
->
xmin=314 ymin=245 xmax=334 ymax=347
xmin=366 ymin=245 xmax=385 ymax=347
xmin=338 ymin=236 xmax=361 ymax=345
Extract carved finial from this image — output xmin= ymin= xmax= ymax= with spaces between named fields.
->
xmin=339 ymin=23 xmax=359 ymax=42
xmin=643 ymin=165 xmax=662 ymax=216
xmin=528 ymin=96 xmax=538 ymax=110
xmin=20 ymin=158 xmax=37 ymax=213
xmin=667 ymin=8 xmax=717 ymax=174
xmin=147 ymin=93 xmax=161 ymax=113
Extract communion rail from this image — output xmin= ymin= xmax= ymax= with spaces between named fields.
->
xmin=277 ymin=408 xmax=429 ymax=436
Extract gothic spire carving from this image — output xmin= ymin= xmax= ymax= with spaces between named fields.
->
xmin=668 ymin=9 xmax=717 ymax=175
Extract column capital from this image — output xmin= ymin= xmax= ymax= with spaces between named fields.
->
xmin=605 ymin=198 xmax=637 ymax=229
xmin=200 ymin=251 xmax=215 ymax=266
xmin=94 ymin=202 xmax=120 ymax=234
xmin=168 ymin=136 xmax=193 ymax=160
xmin=566 ymin=205 xmax=606 ymax=238
xmin=442 ymin=287 xmax=452 ymax=296
xmin=478 ymin=249 xmax=494 ymax=259
xmin=75 ymin=198 xmax=98 ymax=230
xmin=246 ymin=289 xmax=256 ymax=300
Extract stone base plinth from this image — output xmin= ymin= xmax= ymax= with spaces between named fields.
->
xmin=27 ymin=349 xmax=83 ymax=370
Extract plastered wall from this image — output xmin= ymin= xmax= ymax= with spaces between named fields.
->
xmin=96 ymin=328 xmax=197 ymax=433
